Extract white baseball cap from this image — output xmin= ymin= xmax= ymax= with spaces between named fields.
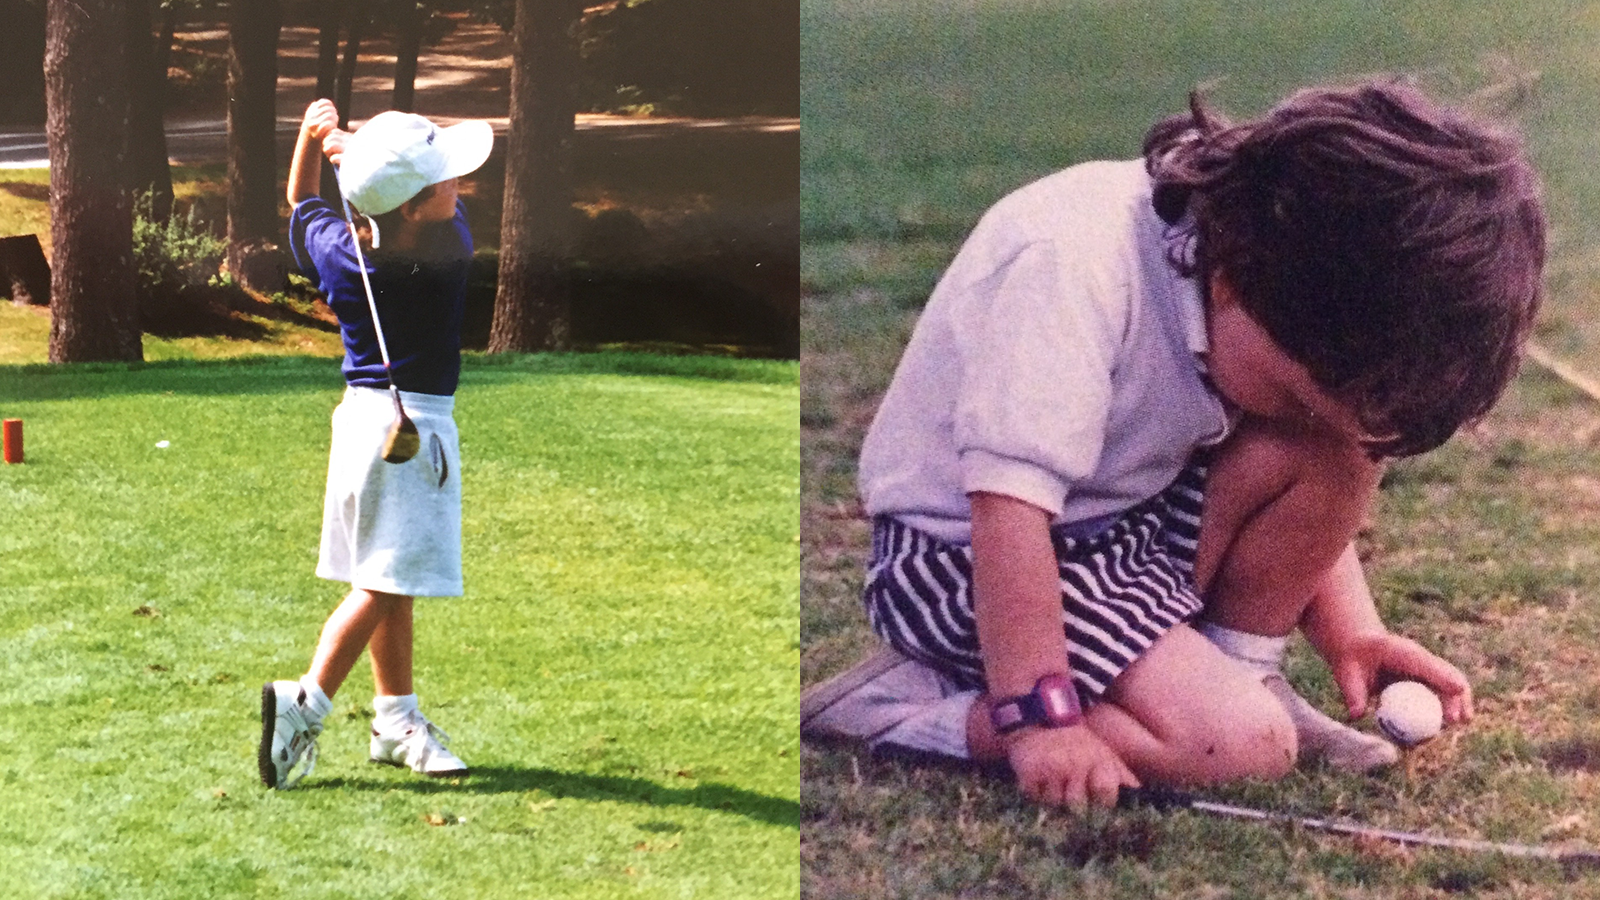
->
xmin=337 ymin=111 xmax=494 ymax=215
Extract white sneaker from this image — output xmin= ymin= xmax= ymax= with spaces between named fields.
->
xmin=801 ymin=645 xmax=977 ymax=761
xmin=259 ymin=681 xmax=324 ymax=789
xmin=370 ymin=710 xmax=469 ymax=777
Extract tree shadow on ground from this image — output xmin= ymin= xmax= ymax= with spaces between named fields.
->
xmin=0 ymin=181 xmax=49 ymax=202
xmin=0 ymin=358 xmax=337 ymax=400
xmin=303 ymin=764 xmax=799 ymax=830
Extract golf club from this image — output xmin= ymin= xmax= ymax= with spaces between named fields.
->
xmin=338 ymin=191 xmax=419 ymax=464
xmin=1119 ymin=786 xmax=1600 ymax=875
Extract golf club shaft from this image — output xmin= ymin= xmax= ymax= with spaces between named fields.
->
xmin=1121 ymin=787 xmax=1581 ymax=861
xmin=339 ymin=194 xmax=397 ymax=377
xmin=333 ymin=172 xmax=421 ymax=462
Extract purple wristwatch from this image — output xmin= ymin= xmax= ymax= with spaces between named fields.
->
xmin=989 ymin=673 xmax=1083 ymax=734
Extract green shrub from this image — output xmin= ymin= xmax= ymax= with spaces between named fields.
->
xmin=131 ymin=194 xmax=252 ymax=336
xmin=131 ymin=194 xmax=226 ymax=296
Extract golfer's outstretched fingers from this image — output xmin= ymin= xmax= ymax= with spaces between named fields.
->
xmin=1017 ymin=763 xmax=1061 ymax=808
xmin=1059 ymin=769 xmax=1088 ymax=812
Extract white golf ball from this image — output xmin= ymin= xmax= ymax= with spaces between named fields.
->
xmin=155 ymin=440 xmax=170 ymax=449
xmin=1375 ymin=680 xmax=1443 ymax=747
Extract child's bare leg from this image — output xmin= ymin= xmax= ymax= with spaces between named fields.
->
xmin=1193 ymin=417 xmax=1394 ymax=770
xmin=368 ymin=595 xmax=415 ymax=697
xmin=967 ymin=624 xmax=1297 ymax=785
xmin=1196 ymin=417 xmax=1381 ymax=633
xmin=305 ymin=588 xmax=409 ymax=699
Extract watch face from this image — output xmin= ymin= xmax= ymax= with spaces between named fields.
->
xmin=1036 ymin=674 xmax=1080 ymax=724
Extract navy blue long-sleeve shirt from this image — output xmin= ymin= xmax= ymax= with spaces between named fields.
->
xmin=289 ymin=197 xmax=471 ymax=396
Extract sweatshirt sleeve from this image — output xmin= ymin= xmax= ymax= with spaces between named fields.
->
xmin=947 ymin=232 xmax=1129 ymax=517
xmin=288 ymin=197 xmax=350 ymax=285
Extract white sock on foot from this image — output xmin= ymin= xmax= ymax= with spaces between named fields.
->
xmin=1193 ymin=621 xmax=1287 ymax=675
xmin=1196 ymin=622 xmax=1399 ymax=772
xmin=297 ymin=677 xmax=333 ymax=724
xmin=373 ymin=693 xmax=421 ymax=734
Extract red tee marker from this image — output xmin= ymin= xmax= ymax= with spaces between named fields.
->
xmin=3 ymin=419 xmax=21 ymax=464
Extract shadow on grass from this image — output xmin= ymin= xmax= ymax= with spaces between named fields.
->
xmin=0 ymin=355 xmax=337 ymax=400
xmin=0 ymin=181 xmax=50 ymax=202
xmin=0 ymin=350 xmax=797 ymax=401
xmin=304 ymin=764 xmax=799 ymax=829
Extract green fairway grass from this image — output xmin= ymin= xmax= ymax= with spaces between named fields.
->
xmin=803 ymin=1 xmax=1600 ymax=897
xmin=0 ymin=352 xmax=798 ymax=899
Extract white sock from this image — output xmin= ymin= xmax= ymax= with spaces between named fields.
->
xmin=1196 ymin=622 xmax=1398 ymax=772
xmin=297 ymin=677 xmax=333 ymax=724
xmin=373 ymin=693 xmax=420 ymax=733
xmin=1193 ymin=621 xmax=1286 ymax=674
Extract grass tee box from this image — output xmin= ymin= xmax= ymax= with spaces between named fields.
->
xmin=0 ymin=352 xmax=798 ymax=900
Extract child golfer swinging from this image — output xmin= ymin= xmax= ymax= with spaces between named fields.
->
xmin=802 ymin=80 xmax=1545 ymax=809
xmin=258 ymin=99 xmax=492 ymax=789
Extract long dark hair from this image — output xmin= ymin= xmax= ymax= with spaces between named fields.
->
xmin=1144 ymin=80 xmax=1546 ymax=457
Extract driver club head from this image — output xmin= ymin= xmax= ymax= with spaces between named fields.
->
xmin=382 ymin=414 xmax=420 ymax=464
xmin=380 ymin=384 xmax=420 ymax=464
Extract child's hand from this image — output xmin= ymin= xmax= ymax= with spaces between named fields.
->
xmin=301 ymin=99 xmax=339 ymax=143
xmin=321 ymin=128 xmax=351 ymax=167
xmin=1006 ymin=724 xmax=1138 ymax=811
xmin=1328 ymin=630 xmax=1473 ymax=726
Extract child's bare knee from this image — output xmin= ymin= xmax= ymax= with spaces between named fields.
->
xmin=1207 ymin=704 xmax=1295 ymax=781
xmin=1208 ymin=420 xmax=1300 ymax=498
xmin=1237 ymin=697 xmax=1298 ymax=780
xmin=1168 ymin=693 xmax=1296 ymax=783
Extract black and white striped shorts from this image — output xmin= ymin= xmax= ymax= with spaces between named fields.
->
xmin=863 ymin=458 xmax=1207 ymax=705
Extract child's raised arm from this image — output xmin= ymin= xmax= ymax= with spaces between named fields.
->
xmin=970 ymin=491 xmax=1138 ymax=809
xmin=287 ymin=99 xmax=342 ymax=206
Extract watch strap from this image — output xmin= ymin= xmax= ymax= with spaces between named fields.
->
xmin=989 ymin=673 xmax=1083 ymax=734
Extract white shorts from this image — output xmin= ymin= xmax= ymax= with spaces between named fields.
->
xmin=317 ymin=386 xmax=463 ymax=597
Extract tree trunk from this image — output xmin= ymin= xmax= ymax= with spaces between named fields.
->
xmin=45 ymin=0 xmax=139 ymax=361
xmin=156 ymin=4 xmax=175 ymax=84
xmin=125 ymin=0 xmax=173 ymax=222
xmin=45 ymin=0 xmax=140 ymax=363
xmin=488 ymin=0 xmax=581 ymax=354
xmin=316 ymin=1 xmax=342 ymax=99
xmin=393 ymin=0 xmax=422 ymax=113
xmin=317 ymin=0 xmax=343 ymax=200
xmin=335 ymin=0 xmax=366 ymax=129
xmin=156 ymin=3 xmax=176 ymax=145
xmin=225 ymin=0 xmax=281 ymax=287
